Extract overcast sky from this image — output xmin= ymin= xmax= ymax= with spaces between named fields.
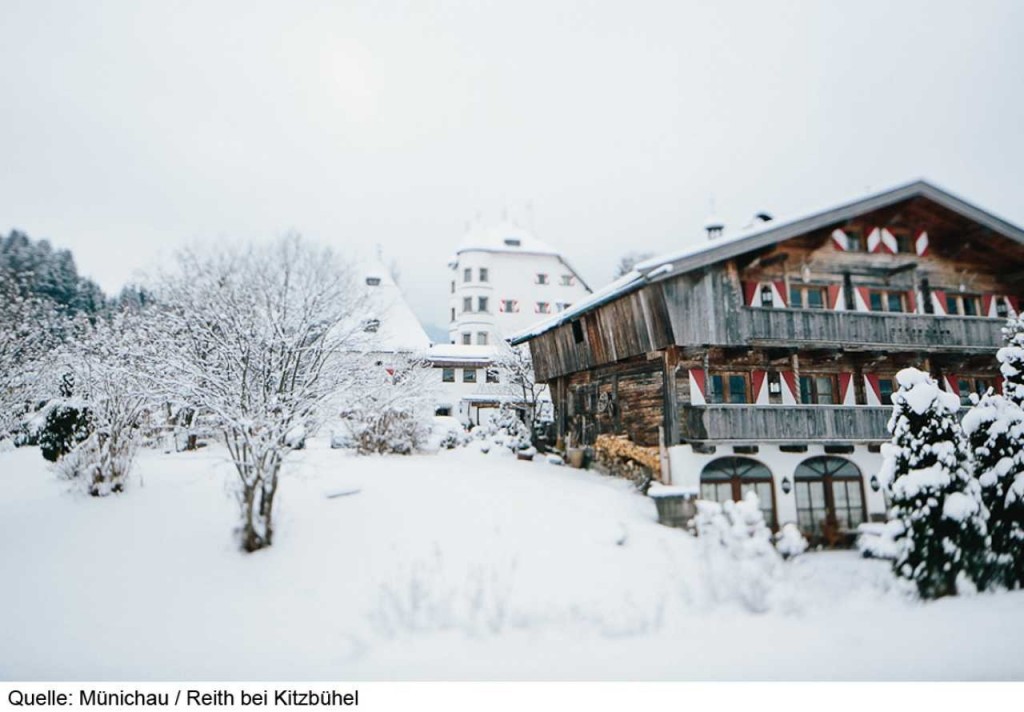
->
xmin=3 ymin=0 xmax=1022 ymax=334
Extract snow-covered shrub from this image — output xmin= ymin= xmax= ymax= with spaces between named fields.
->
xmin=998 ymin=313 xmax=1024 ymax=407
xmin=342 ymin=356 xmax=437 ymax=455
xmin=369 ymin=549 xmax=516 ymax=638
xmin=774 ymin=523 xmax=808 ymax=559
xmin=963 ymin=391 xmax=1024 ymax=589
xmin=429 ymin=415 xmax=469 ymax=450
xmin=477 ymin=404 xmax=531 ymax=452
xmin=882 ymin=367 xmax=990 ymax=598
xmin=693 ymin=492 xmax=782 ymax=613
xmin=39 ymin=401 xmax=93 ymax=462
xmin=856 ymin=521 xmax=900 ymax=560
xmin=38 ymin=374 xmax=92 ymax=463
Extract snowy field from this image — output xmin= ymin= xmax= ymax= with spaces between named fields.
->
xmin=2 ymin=441 xmax=1024 ymax=681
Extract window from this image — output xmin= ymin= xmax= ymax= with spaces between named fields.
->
xmin=760 ymin=285 xmax=774 ymax=307
xmin=957 ymin=377 xmax=992 ymax=406
xmin=868 ymin=289 xmax=906 ymax=313
xmin=536 ymin=273 xmax=549 ymax=285
xmin=504 ymin=238 xmax=521 ymax=247
xmin=895 ymin=233 xmax=913 ymax=254
xmin=463 ymin=368 xmax=477 ymax=383
xmin=476 ymin=332 xmax=488 ymax=346
xmin=845 ymin=229 xmax=864 ymax=252
xmin=501 ymin=299 xmax=518 ymax=313
xmin=794 ymin=457 xmax=865 ymax=538
xmin=878 ymin=377 xmax=895 ymax=405
xmin=462 ymin=333 xmax=471 ymax=345
xmin=560 ymin=274 xmax=574 ymax=286
xmin=700 ymin=457 xmax=776 ymax=529
xmin=556 ymin=302 xmax=571 ymax=311
xmin=799 ymin=375 xmax=836 ymax=405
xmin=477 ymin=296 xmax=489 ymax=313
xmin=486 ymin=368 xmax=500 ymax=384
xmin=361 ymin=318 xmax=380 ymax=333
xmin=450 ymin=281 xmax=455 ymax=294
xmin=463 ymin=297 xmax=472 ymax=313
xmin=789 ymin=285 xmax=827 ymax=309
xmin=536 ymin=302 xmax=551 ymax=314
xmin=442 ymin=368 xmax=455 ymax=383
xmin=479 ymin=267 xmax=489 ymax=282
xmin=450 ymin=308 xmax=455 ymax=322
xmin=708 ymin=373 xmax=749 ymax=404
xmin=946 ymin=293 xmax=982 ymax=317
xmin=365 ymin=276 xmax=381 ymax=286
xmin=996 ymin=298 xmax=1010 ymax=318
xmin=463 ymin=268 xmax=472 ymax=283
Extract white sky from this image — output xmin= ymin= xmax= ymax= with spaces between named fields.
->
xmin=2 ymin=0 xmax=1022 ymax=335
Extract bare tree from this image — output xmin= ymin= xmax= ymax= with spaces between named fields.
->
xmin=614 ymin=251 xmax=654 ymax=278
xmin=155 ymin=235 xmax=372 ymax=552
xmin=493 ymin=342 xmax=546 ymax=439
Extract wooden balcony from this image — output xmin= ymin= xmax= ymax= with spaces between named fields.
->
xmin=738 ymin=307 xmax=1004 ymax=352
xmin=678 ymin=404 xmax=893 ymax=443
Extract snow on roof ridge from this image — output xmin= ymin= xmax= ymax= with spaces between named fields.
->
xmin=455 ymin=220 xmax=559 ymax=256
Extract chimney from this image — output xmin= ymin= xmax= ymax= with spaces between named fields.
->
xmin=704 ymin=215 xmax=725 ymax=240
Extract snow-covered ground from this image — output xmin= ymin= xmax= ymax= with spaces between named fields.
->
xmin=2 ymin=441 xmax=1024 ymax=681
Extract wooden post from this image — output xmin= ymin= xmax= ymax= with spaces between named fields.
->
xmin=662 ymin=346 xmax=680 ymax=447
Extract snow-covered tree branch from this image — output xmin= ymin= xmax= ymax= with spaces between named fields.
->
xmin=152 ymin=235 xmax=374 ymax=551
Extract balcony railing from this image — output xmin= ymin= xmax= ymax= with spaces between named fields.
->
xmin=678 ymin=404 xmax=893 ymax=443
xmin=739 ymin=307 xmax=1004 ymax=351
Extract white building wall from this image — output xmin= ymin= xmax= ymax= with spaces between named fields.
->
xmin=448 ymin=249 xmax=590 ymax=344
xmin=666 ymin=442 xmax=887 ymax=526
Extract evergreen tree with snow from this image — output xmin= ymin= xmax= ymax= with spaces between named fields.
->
xmin=881 ymin=368 xmax=989 ymax=598
xmin=998 ymin=312 xmax=1024 ymax=407
xmin=963 ymin=393 xmax=1024 ymax=589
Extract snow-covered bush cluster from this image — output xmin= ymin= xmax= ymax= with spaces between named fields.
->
xmin=693 ymin=492 xmax=782 ymax=613
xmin=475 ymin=404 xmax=532 ymax=453
xmin=339 ymin=357 xmax=437 ymax=456
xmin=774 ymin=523 xmax=809 ymax=559
xmin=881 ymin=367 xmax=989 ymax=598
xmin=880 ymin=312 xmax=1024 ymax=599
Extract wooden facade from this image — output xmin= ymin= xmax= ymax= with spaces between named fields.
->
xmin=517 ymin=185 xmax=1024 ymax=451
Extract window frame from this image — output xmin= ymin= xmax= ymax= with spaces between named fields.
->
xmin=799 ymin=374 xmax=838 ymax=405
xmin=479 ymin=267 xmax=489 ymax=283
xmin=441 ymin=367 xmax=455 ymax=383
xmin=462 ymin=368 xmax=478 ymax=384
xmin=707 ymin=372 xmax=750 ymax=404
xmin=789 ymin=285 xmax=828 ymax=310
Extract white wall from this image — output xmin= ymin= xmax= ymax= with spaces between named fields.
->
xmin=448 ymin=250 xmax=590 ymax=343
xmin=666 ymin=442 xmax=887 ymax=526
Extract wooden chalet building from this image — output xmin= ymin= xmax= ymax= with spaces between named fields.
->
xmin=510 ymin=180 xmax=1024 ymax=539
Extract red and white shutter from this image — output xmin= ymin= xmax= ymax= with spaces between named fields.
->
xmin=995 ymin=375 xmax=1005 ymax=395
xmin=984 ymin=294 xmax=996 ymax=318
xmin=864 ymin=374 xmax=882 ymax=406
xmin=944 ymin=375 xmax=960 ymax=397
xmin=931 ymin=290 xmax=947 ymax=315
xmin=866 ymin=228 xmax=882 ymax=253
xmin=827 ymin=284 xmax=846 ymax=311
xmin=772 ymin=281 xmax=787 ymax=307
xmin=880 ymin=228 xmax=899 ymax=254
xmin=905 ymin=290 xmax=917 ymax=314
xmin=780 ymin=371 xmax=798 ymax=405
xmin=689 ymin=369 xmax=707 ymax=406
xmin=742 ymin=281 xmax=759 ymax=307
xmin=854 ymin=286 xmax=872 ymax=312
xmin=752 ymin=370 xmax=769 ymax=405
xmin=839 ymin=373 xmax=856 ymax=405
xmin=498 ymin=300 xmax=506 ymax=313
xmin=1008 ymin=296 xmax=1021 ymax=317
xmin=831 ymin=229 xmax=849 ymax=251
xmin=915 ymin=231 xmax=930 ymax=256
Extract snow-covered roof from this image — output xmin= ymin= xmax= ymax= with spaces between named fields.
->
xmin=359 ymin=262 xmax=432 ymax=353
xmin=453 ymin=220 xmax=559 ymax=258
xmin=419 ymin=343 xmax=497 ymax=364
xmin=509 ymin=179 xmax=1024 ymax=345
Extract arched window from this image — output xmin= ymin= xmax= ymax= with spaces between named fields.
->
xmin=700 ymin=457 xmax=776 ymax=528
xmin=794 ymin=456 xmax=866 ymax=537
